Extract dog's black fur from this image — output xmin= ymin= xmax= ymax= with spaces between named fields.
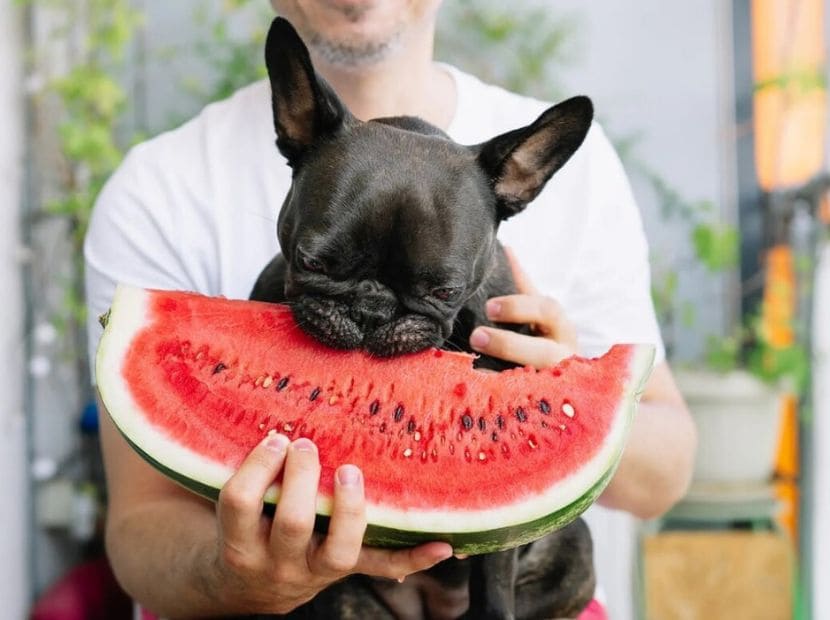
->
xmin=249 ymin=17 xmax=596 ymax=619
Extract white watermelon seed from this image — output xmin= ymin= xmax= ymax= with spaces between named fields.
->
xmin=559 ymin=424 xmax=566 ymax=431
xmin=478 ymin=451 xmax=487 ymax=461
xmin=258 ymin=422 xmax=265 ymax=430
xmin=262 ymin=376 xmax=273 ymax=389
xmin=403 ymin=448 xmax=413 ymax=458
xmin=283 ymin=423 xmax=293 ymax=432
xmin=562 ymin=402 xmax=575 ymax=418
xmin=414 ymin=431 xmax=421 ymax=441
xmin=528 ymin=438 xmax=537 ymax=449
xmin=328 ymin=395 xmax=338 ymax=406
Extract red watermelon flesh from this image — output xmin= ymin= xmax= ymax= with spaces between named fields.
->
xmin=96 ymin=286 xmax=654 ymax=553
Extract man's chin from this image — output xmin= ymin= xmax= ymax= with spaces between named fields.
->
xmin=306 ymin=29 xmax=404 ymax=68
xmin=273 ymin=0 xmax=410 ymax=67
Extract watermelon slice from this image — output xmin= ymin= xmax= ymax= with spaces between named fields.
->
xmin=96 ymin=286 xmax=654 ymax=554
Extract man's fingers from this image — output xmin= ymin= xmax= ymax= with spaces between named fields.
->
xmin=485 ymin=294 xmax=577 ymax=349
xmin=503 ymin=246 xmax=539 ymax=295
xmin=470 ymin=326 xmax=575 ymax=369
xmin=310 ymin=464 xmax=367 ymax=576
xmin=217 ymin=434 xmax=289 ymax=553
xmin=356 ymin=542 xmax=453 ymax=581
xmin=270 ymin=438 xmax=322 ymax=563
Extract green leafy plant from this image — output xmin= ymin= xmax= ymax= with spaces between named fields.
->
xmin=22 ymin=0 xmax=143 ymax=391
xmin=436 ymin=0 xmax=580 ymax=101
xmin=181 ymin=1 xmax=270 ymax=107
xmin=629 ymin=151 xmax=808 ymax=391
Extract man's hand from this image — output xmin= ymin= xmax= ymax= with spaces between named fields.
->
xmin=214 ymin=434 xmax=453 ymax=614
xmin=469 ymin=247 xmax=577 ymax=368
xmin=99 ymin=395 xmax=452 ymax=618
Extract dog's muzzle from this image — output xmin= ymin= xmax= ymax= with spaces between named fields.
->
xmin=291 ymin=293 xmax=447 ymax=356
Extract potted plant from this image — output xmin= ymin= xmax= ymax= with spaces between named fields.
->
xmin=645 ymin=172 xmax=807 ymax=486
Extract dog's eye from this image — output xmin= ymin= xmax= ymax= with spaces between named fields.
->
xmin=431 ymin=286 xmax=460 ymax=302
xmin=300 ymin=254 xmax=326 ymax=273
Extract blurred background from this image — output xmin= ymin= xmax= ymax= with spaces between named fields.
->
xmin=1 ymin=1 xmax=828 ymax=618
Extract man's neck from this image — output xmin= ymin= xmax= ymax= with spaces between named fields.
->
xmin=311 ymin=26 xmax=456 ymax=130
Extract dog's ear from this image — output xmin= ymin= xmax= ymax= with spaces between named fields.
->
xmin=265 ymin=17 xmax=354 ymax=166
xmin=476 ymin=96 xmax=593 ymax=221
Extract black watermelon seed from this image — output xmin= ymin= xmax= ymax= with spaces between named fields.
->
xmin=491 ymin=431 xmax=499 ymax=442
xmin=539 ymin=399 xmax=551 ymax=414
xmin=515 ymin=407 xmax=527 ymax=422
xmin=541 ymin=421 xmax=549 ymax=429
xmin=276 ymin=377 xmax=289 ymax=391
xmin=394 ymin=405 xmax=405 ymax=422
xmin=379 ymin=422 xmax=387 ymax=433
xmin=407 ymin=419 xmax=416 ymax=433
xmin=496 ymin=415 xmax=505 ymax=429
xmin=478 ymin=417 xmax=486 ymax=431
xmin=309 ymin=387 xmax=321 ymax=401
xmin=461 ymin=414 xmax=474 ymax=431
xmin=369 ymin=400 xmax=380 ymax=415
xmin=212 ymin=362 xmax=227 ymax=375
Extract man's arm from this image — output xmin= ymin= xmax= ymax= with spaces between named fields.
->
xmin=596 ymin=362 xmax=696 ymax=518
xmin=98 ymin=396 xmax=452 ymax=617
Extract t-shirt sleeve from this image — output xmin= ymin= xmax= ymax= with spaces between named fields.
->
xmin=84 ymin=145 xmax=204 ymax=384
xmin=564 ymin=125 xmax=666 ymax=364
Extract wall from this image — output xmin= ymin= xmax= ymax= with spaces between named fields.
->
xmin=534 ymin=2 xmax=735 ymax=618
xmin=0 ymin=2 xmax=30 ymax=618
xmin=551 ymin=0 xmax=738 ymax=358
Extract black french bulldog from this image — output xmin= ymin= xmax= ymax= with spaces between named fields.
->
xmin=249 ymin=17 xmax=596 ymax=620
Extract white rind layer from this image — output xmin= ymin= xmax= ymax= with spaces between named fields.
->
xmin=97 ymin=284 xmax=654 ymax=533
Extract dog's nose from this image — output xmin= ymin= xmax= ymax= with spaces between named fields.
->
xmin=351 ymin=280 xmax=396 ymax=329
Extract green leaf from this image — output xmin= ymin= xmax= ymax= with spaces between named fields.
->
xmin=704 ymin=333 xmax=740 ymax=373
xmin=692 ymin=222 xmax=739 ymax=271
xmin=680 ymin=302 xmax=696 ymax=328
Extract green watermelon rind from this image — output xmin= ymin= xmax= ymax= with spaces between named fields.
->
xmin=97 ymin=285 xmax=654 ymax=554
xmin=116 ymin=421 xmax=619 ymax=555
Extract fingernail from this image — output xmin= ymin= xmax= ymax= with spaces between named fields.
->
xmin=470 ymin=328 xmax=490 ymax=349
xmin=337 ymin=464 xmax=362 ymax=487
xmin=292 ymin=437 xmax=316 ymax=452
xmin=264 ymin=433 xmax=289 ymax=452
xmin=454 ymin=553 xmax=469 ymax=560
xmin=485 ymin=300 xmax=501 ymax=319
xmin=397 ymin=576 xmax=406 ymax=583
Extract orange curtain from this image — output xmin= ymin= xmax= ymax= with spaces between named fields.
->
xmin=752 ymin=0 xmax=827 ymax=191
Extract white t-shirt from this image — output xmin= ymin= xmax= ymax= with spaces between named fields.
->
xmin=84 ymin=64 xmax=664 ymax=616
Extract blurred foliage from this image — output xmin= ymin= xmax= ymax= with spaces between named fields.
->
xmin=22 ymin=0 xmax=142 ymax=351
xmin=436 ymin=0 xmax=580 ymax=101
xmin=620 ymin=140 xmax=739 ymax=360
xmin=182 ymin=1 xmax=270 ymax=106
xmin=24 ymin=0 xmax=141 ymax=248
xmin=624 ymin=140 xmax=806 ymax=390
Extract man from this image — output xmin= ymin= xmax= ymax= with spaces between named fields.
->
xmin=85 ymin=1 xmax=696 ymax=617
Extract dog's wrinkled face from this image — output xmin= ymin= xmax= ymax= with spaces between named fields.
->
xmin=264 ymin=18 xmax=593 ymax=356
xmin=278 ymin=122 xmax=499 ymax=355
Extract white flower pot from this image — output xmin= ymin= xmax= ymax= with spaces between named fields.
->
xmin=675 ymin=369 xmax=783 ymax=484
